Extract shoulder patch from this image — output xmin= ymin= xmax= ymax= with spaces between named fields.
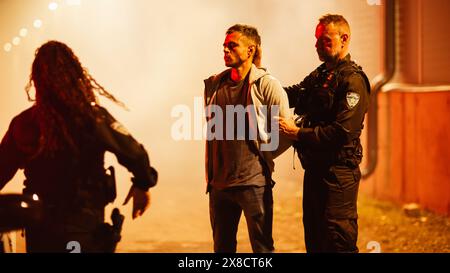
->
xmin=110 ymin=121 xmax=130 ymax=136
xmin=346 ymin=92 xmax=360 ymax=109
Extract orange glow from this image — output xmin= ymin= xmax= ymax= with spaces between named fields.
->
xmin=0 ymin=0 xmax=385 ymax=253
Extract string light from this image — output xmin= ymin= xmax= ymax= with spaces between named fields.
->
xmin=3 ymin=43 xmax=12 ymax=52
xmin=33 ymin=19 xmax=43 ymax=29
xmin=48 ymin=2 xmax=58 ymax=11
xmin=12 ymin=37 xmax=21 ymax=46
xmin=5 ymin=2 xmax=81 ymax=52
xmin=19 ymin=28 xmax=28 ymax=37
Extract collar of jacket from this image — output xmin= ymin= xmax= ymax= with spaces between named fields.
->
xmin=204 ymin=64 xmax=269 ymax=105
xmin=318 ymin=53 xmax=353 ymax=73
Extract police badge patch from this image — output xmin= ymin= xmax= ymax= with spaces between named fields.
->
xmin=346 ymin=92 xmax=360 ymax=109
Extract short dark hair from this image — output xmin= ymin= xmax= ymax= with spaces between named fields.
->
xmin=226 ymin=24 xmax=261 ymax=64
xmin=226 ymin=24 xmax=261 ymax=47
xmin=319 ymin=14 xmax=350 ymax=34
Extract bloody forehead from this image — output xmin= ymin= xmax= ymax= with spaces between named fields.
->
xmin=225 ymin=32 xmax=242 ymax=42
xmin=315 ymin=24 xmax=326 ymax=38
xmin=315 ymin=23 xmax=339 ymax=38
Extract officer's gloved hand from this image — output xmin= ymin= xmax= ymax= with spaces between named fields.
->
xmin=123 ymin=185 xmax=151 ymax=219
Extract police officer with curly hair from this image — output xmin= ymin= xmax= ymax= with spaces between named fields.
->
xmin=0 ymin=41 xmax=158 ymax=252
xmin=278 ymin=14 xmax=371 ymax=253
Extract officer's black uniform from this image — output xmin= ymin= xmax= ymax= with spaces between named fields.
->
xmin=285 ymin=54 xmax=370 ymax=253
xmin=0 ymin=105 xmax=157 ymax=252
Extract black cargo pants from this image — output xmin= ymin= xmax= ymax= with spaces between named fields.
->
xmin=302 ymin=165 xmax=361 ymax=253
xmin=26 ymin=206 xmax=106 ymax=253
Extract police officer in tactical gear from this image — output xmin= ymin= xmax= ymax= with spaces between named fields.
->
xmin=277 ymin=14 xmax=370 ymax=252
xmin=0 ymin=41 xmax=158 ymax=252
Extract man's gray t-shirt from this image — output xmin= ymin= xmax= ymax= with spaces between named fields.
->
xmin=210 ymin=76 xmax=267 ymax=189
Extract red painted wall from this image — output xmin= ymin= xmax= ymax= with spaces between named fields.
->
xmin=361 ymin=90 xmax=450 ymax=215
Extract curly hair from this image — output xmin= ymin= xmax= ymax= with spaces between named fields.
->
xmin=25 ymin=41 xmax=126 ymax=156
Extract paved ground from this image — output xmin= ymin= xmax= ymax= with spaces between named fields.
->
xmin=114 ymin=175 xmax=450 ymax=253
xmin=6 ymin=171 xmax=449 ymax=253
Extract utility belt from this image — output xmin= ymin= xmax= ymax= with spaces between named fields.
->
xmin=24 ymin=166 xmax=118 ymax=210
xmin=296 ymin=144 xmax=362 ymax=170
xmin=23 ymin=166 xmax=124 ymax=252
xmin=294 ymin=115 xmax=363 ymax=169
xmin=336 ymin=139 xmax=363 ymax=169
xmin=69 ymin=166 xmax=117 ymax=209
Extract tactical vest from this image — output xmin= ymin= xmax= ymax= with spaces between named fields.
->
xmin=294 ymin=61 xmax=370 ymax=169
